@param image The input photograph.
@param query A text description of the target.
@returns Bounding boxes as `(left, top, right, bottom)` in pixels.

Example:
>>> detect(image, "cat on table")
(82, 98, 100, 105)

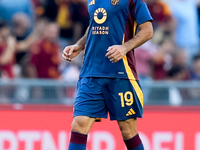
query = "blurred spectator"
(68, 0, 89, 68)
(12, 13, 31, 40)
(166, 0, 200, 63)
(146, 0, 175, 44)
(146, 0, 172, 28)
(135, 39, 176, 80)
(135, 40, 157, 103)
(0, 21, 16, 79)
(27, 21, 63, 103)
(167, 65, 187, 81)
(12, 18, 47, 78)
(61, 62, 80, 82)
(34, 0, 58, 21)
(31, 0, 39, 7)
(151, 39, 175, 80)
(148, 64, 186, 105)
(56, 0, 89, 48)
(170, 48, 190, 79)
(166, 65, 185, 105)
(171, 48, 188, 67)
(11, 13, 36, 77)
(15, 17, 47, 52)
(187, 54, 200, 100)
(135, 40, 157, 81)
(197, 0, 200, 36)
(135, 39, 176, 103)
(69, 0, 89, 42)
(190, 54, 200, 80)
(0, 0, 35, 27)
(28, 21, 61, 79)
(167, 65, 189, 105)
(12, 13, 32, 77)
(57, 0, 73, 47)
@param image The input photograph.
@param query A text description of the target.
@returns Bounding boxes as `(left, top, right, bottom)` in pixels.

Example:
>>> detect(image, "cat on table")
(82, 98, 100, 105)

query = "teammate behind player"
(63, 0, 153, 150)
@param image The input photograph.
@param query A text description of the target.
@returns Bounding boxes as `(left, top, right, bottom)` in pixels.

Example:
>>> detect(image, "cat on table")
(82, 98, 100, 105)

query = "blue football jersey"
(79, 0, 153, 80)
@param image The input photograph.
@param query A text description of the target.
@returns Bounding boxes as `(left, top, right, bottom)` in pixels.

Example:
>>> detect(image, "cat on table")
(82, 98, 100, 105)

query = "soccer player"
(62, 0, 153, 150)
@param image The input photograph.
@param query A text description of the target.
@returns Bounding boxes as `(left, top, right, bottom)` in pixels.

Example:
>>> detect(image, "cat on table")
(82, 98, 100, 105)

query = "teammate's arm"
(62, 27, 89, 62)
(106, 21, 153, 63)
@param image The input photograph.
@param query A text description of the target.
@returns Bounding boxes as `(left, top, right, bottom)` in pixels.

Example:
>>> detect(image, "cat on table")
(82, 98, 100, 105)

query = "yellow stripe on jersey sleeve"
(122, 34, 144, 107)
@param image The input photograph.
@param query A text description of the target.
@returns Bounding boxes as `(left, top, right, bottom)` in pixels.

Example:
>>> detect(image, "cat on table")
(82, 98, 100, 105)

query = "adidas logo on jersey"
(126, 108, 136, 116)
(89, 0, 95, 5)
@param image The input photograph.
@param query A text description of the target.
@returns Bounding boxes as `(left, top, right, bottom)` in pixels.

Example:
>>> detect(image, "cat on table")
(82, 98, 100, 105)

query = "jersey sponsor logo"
(92, 26, 109, 35)
(111, 0, 120, 6)
(126, 108, 136, 116)
(92, 8, 109, 35)
(94, 8, 107, 24)
(89, 0, 95, 6)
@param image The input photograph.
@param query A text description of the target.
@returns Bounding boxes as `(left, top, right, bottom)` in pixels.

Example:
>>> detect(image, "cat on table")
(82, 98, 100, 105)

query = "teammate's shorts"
(73, 77, 143, 121)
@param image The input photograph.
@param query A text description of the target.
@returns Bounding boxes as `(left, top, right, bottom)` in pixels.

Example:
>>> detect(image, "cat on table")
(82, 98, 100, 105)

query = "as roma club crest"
(111, 0, 120, 6)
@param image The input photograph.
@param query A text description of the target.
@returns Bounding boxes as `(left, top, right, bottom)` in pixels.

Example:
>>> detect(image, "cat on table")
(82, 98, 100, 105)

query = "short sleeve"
(132, 0, 153, 25)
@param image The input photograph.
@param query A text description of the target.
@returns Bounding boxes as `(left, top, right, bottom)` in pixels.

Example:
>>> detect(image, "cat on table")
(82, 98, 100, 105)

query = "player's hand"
(62, 44, 82, 62)
(105, 45, 128, 63)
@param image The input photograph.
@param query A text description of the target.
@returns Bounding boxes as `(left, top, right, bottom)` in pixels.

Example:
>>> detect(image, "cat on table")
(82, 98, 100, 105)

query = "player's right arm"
(62, 27, 88, 62)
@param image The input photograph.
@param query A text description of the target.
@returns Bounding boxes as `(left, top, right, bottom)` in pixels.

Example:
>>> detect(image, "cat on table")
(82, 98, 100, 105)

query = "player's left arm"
(105, 21, 153, 63)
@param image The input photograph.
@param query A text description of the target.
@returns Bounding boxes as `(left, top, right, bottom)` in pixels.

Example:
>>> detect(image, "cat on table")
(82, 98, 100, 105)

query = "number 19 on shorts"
(118, 91, 134, 107)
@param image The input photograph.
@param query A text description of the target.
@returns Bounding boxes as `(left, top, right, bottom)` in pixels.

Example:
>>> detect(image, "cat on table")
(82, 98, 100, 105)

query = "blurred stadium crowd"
(0, 0, 200, 83)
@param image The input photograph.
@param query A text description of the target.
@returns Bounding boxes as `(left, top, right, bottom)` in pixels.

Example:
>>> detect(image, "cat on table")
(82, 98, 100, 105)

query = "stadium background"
(0, 0, 200, 150)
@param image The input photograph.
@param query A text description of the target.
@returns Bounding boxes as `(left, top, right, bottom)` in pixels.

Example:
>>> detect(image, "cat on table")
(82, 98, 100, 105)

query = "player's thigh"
(71, 116, 96, 134)
(117, 118, 137, 140)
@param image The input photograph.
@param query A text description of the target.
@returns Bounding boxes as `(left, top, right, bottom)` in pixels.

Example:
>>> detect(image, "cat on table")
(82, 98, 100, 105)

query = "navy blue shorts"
(73, 77, 143, 121)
